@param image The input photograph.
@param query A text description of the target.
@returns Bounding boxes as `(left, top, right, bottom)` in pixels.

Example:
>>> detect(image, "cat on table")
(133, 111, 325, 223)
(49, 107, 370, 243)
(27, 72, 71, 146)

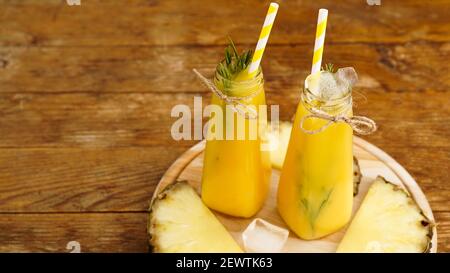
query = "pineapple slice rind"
(353, 156, 362, 196)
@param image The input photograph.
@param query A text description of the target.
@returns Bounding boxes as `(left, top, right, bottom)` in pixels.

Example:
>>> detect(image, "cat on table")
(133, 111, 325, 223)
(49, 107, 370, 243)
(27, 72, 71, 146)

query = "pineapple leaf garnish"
(216, 37, 253, 87)
(322, 63, 336, 73)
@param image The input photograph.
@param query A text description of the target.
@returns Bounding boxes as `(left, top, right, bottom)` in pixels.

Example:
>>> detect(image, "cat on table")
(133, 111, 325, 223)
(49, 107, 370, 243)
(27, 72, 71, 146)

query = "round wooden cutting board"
(154, 136, 437, 253)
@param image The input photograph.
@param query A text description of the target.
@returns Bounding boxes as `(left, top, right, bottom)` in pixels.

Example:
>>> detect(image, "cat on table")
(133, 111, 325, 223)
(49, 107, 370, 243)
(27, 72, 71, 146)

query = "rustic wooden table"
(0, 0, 448, 253)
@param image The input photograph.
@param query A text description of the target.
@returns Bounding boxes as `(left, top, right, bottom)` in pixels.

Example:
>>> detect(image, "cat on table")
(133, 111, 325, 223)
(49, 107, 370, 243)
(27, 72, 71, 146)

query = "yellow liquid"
(201, 73, 271, 218)
(277, 100, 353, 239)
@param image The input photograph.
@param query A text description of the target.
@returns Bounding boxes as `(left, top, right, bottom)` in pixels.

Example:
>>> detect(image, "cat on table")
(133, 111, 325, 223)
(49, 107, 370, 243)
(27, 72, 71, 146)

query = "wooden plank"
(0, 212, 149, 253)
(0, 91, 448, 213)
(0, 147, 187, 212)
(0, 211, 448, 252)
(1, 0, 450, 47)
(1, 43, 449, 93)
(0, 93, 201, 148)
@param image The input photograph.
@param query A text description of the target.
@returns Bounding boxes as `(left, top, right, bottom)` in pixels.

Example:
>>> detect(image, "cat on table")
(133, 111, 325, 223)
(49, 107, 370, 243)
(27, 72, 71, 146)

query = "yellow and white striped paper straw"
(248, 2, 279, 77)
(311, 9, 328, 74)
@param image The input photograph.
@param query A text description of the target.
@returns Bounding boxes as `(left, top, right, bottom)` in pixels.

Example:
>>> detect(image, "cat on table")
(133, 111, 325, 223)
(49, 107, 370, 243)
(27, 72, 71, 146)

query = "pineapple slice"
(337, 176, 433, 253)
(148, 181, 242, 253)
(268, 121, 292, 169)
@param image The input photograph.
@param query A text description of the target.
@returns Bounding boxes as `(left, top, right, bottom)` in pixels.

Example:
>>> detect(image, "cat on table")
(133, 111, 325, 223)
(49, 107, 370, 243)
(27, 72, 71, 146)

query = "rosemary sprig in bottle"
(216, 37, 253, 92)
(322, 63, 336, 73)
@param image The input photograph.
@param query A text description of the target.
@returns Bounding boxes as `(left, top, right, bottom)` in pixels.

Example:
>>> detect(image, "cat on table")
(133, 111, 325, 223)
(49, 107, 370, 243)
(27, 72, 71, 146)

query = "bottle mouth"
(302, 73, 353, 115)
(213, 65, 264, 98)
(303, 86, 352, 107)
(303, 71, 352, 108)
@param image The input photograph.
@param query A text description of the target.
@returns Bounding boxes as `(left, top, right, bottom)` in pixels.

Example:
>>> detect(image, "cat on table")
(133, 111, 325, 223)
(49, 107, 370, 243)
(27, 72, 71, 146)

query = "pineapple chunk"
(337, 176, 433, 253)
(148, 181, 242, 253)
(267, 121, 293, 169)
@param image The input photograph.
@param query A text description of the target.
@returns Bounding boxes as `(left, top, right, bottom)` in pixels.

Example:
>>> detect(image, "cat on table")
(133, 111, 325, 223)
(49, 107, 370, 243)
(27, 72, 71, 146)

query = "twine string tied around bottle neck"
(193, 69, 260, 119)
(300, 105, 377, 135)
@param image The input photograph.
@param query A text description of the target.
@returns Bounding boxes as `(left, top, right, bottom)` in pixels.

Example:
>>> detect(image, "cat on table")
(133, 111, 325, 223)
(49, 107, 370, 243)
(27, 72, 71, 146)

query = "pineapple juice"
(201, 68, 271, 218)
(277, 71, 353, 239)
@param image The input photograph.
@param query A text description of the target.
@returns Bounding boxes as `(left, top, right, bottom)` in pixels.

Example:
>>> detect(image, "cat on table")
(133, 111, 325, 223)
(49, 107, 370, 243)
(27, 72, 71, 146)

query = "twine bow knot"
(300, 106, 377, 135)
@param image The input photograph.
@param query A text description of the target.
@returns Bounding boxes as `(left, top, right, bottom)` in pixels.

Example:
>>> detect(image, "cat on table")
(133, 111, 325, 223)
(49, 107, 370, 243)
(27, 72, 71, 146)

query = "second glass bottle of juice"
(201, 66, 271, 218)
(277, 70, 354, 240)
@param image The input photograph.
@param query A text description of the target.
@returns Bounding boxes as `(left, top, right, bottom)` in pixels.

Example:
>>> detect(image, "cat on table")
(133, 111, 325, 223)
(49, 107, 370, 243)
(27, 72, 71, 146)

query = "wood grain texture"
(436, 212, 450, 252)
(0, 0, 449, 252)
(0, 213, 149, 253)
(0, 93, 200, 147)
(0, 147, 187, 212)
(0, 43, 449, 93)
(1, 0, 450, 47)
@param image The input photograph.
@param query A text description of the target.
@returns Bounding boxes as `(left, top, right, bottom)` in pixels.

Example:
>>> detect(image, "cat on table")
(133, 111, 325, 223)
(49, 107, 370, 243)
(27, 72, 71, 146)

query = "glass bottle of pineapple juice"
(201, 67, 271, 218)
(277, 72, 353, 239)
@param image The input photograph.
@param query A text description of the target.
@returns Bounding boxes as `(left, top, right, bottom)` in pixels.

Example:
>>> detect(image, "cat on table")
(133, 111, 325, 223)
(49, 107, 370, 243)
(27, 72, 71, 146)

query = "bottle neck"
(213, 67, 264, 98)
(301, 86, 352, 116)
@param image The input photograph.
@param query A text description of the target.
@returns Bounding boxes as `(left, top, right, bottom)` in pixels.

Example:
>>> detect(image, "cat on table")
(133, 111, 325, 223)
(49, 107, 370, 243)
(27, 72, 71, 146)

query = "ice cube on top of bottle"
(242, 218, 289, 253)
(336, 67, 358, 87)
(305, 67, 358, 101)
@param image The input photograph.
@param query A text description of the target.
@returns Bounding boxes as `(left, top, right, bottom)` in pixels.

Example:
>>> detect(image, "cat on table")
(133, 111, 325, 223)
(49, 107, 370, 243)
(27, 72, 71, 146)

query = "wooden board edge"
(151, 141, 205, 202)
